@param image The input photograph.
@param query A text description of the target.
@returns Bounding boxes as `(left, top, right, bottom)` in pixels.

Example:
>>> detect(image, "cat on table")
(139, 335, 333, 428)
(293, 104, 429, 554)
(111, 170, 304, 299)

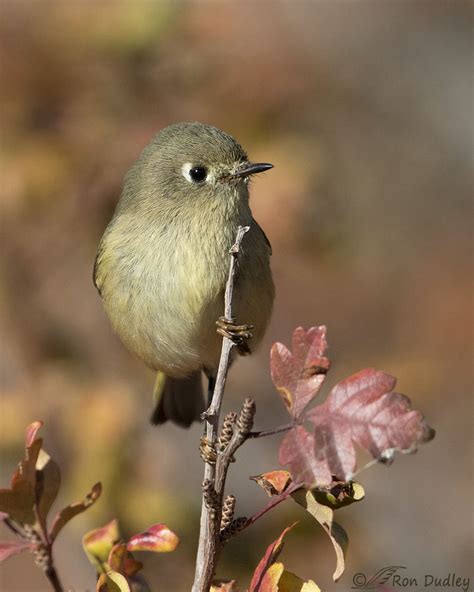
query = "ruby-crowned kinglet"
(94, 122, 274, 427)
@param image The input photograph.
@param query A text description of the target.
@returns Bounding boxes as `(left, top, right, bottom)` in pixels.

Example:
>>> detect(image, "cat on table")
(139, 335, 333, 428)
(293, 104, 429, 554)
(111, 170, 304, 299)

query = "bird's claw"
(199, 436, 217, 465)
(216, 316, 253, 353)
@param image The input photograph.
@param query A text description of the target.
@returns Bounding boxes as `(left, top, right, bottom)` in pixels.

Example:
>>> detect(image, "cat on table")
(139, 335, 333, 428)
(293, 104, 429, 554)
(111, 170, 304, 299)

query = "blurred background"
(1, 1, 472, 590)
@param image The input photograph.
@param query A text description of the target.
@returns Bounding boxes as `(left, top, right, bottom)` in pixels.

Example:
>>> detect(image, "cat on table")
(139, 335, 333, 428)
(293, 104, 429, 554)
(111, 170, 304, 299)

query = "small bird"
(94, 122, 274, 427)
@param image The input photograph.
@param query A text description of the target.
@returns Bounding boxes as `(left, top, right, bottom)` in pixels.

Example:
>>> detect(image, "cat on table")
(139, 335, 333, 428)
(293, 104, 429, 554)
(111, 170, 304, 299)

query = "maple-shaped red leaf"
(279, 426, 331, 489)
(126, 524, 179, 553)
(271, 327, 330, 419)
(279, 367, 434, 487)
(306, 368, 435, 483)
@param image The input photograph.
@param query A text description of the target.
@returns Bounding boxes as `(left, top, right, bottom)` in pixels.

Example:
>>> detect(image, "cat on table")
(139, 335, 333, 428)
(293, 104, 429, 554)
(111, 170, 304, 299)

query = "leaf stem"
(248, 422, 295, 439)
(240, 482, 302, 534)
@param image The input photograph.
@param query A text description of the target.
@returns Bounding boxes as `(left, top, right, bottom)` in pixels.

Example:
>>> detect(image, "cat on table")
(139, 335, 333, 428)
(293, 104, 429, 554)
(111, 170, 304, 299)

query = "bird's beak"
(232, 162, 274, 179)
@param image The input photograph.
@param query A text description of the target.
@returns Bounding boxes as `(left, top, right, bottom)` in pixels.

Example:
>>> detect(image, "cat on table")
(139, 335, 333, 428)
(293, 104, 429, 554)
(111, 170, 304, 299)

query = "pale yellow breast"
(96, 198, 273, 377)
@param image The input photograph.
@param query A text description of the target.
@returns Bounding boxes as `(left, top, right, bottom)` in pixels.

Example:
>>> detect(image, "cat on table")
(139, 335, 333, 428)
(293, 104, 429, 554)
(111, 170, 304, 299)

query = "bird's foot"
(216, 316, 253, 354)
(199, 436, 218, 465)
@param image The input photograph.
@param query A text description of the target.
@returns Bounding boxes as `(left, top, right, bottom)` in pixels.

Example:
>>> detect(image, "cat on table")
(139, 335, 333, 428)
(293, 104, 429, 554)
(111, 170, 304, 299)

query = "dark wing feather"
(254, 220, 272, 255)
(92, 244, 104, 295)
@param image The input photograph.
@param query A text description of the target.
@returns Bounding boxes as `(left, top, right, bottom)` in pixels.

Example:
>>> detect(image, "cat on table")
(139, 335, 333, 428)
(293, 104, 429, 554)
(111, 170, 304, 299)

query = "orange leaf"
(250, 471, 292, 497)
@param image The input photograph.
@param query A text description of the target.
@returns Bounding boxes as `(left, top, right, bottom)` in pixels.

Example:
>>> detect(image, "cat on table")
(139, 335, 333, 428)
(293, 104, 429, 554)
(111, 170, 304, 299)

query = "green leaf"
(83, 519, 120, 571)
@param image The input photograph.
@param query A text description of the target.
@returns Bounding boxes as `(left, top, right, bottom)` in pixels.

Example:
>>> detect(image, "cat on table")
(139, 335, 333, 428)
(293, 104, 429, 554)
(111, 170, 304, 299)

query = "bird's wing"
(92, 243, 104, 295)
(254, 220, 272, 255)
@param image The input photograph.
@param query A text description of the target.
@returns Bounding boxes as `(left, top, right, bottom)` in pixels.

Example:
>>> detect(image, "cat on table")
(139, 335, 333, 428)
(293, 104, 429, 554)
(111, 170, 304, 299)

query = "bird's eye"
(189, 166, 207, 183)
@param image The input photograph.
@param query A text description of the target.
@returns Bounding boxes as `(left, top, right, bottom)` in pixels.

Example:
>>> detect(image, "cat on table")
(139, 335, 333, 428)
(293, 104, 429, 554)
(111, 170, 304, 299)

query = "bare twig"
(192, 225, 250, 592)
(248, 422, 295, 439)
(215, 398, 256, 495)
(33, 498, 65, 592)
(3, 517, 27, 538)
(203, 225, 251, 423)
(237, 481, 302, 536)
(43, 565, 64, 592)
(4, 520, 65, 592)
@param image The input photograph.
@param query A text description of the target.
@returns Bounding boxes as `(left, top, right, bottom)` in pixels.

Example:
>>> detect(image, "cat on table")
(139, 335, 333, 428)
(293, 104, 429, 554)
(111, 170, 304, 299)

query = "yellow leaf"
(278, 571, 321, 592)
(96, 571, 131, 592)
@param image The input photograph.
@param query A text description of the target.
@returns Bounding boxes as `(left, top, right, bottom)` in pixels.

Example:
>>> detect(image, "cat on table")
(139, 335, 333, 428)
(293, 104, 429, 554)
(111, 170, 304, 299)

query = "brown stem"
(44, 561, 65, 592)
(192, 226, 250, 592)
(3, 517, 26, 538)
(215, 399, 255, 490)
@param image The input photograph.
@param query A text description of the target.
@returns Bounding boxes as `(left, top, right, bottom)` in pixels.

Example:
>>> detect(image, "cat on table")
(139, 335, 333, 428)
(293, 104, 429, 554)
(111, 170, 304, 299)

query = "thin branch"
(3, 517, 27, 538)
(204, 225, 250, 422)
(192, 225, 250, 592)
(238, 481, 302, 536)
(44, 562, 65, 592)
(248, 422, 295, 439)
(215, 398, 255, 495)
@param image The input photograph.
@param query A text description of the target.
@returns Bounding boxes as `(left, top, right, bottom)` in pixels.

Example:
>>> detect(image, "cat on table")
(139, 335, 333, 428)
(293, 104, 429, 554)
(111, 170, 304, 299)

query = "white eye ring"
(182, 163, 208, 183)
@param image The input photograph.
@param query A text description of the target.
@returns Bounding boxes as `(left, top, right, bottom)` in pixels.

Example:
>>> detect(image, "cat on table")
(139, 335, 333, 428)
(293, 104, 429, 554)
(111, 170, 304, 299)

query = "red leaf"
(271, 327, 330, 419)
(35, 449, 61, 535)
(249, 523, 297, 592)
(279, 426, 331, 489)
(0, 540, 33, 562)
(0, 421, 61, 528)
(258, 563, 284, 591)
(25, 421, 43, 448)
(305, 368, 435, 484)
(126, 524, 179, 553)
(0, 438, 42, 524)
(50, 482, 102, 542)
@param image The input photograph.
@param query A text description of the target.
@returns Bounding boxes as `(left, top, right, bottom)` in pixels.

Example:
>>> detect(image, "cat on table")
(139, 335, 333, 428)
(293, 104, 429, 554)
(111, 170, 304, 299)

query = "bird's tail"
(150, 371, 205, 428)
